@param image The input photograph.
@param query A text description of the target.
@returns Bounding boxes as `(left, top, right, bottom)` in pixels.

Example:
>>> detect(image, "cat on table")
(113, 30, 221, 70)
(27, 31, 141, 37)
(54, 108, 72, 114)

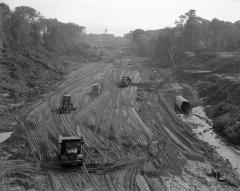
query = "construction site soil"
(0, 54, 240, 190)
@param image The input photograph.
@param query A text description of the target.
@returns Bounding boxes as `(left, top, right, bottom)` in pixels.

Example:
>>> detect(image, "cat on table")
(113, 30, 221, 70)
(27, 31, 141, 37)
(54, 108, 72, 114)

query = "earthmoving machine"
(59, 95, 76, 114)
(119, 76, 131, 87)
(58, 135, 85, 166)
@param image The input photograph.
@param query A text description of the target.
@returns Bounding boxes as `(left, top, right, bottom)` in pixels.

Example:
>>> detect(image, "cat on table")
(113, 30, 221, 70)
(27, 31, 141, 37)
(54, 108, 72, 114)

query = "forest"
(126, 9, 240, 66)
(0, 3, 86, 53)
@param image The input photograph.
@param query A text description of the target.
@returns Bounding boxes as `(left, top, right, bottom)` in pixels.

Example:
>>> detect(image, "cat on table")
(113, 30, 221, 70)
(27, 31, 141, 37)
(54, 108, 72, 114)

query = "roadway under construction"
(12, 57, 240, 190)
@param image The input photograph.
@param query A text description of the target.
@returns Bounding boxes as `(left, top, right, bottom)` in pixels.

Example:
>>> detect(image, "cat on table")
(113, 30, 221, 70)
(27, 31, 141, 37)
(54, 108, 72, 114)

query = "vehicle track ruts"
(82, 162, 101, 191)
(23, 64, 109, 162)
(19, 58, 240, 191)
(156, 95, 202, 154)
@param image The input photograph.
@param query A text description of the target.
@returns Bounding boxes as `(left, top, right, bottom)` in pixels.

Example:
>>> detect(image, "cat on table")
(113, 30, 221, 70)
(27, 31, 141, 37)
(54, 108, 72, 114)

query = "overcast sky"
(2, 0, 240, 36)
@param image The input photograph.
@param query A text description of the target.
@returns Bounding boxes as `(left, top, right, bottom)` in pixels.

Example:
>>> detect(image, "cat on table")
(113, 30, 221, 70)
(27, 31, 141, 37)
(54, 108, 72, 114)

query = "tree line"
(125, 9, 240, 66)
(174, 9, 240, 51)
(0, 3, 85, 53)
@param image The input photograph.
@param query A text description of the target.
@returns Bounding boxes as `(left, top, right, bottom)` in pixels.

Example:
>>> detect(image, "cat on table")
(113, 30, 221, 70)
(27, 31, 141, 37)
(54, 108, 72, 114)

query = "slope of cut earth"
(0, 48, 99, 116)
(2, 57, 240, 190)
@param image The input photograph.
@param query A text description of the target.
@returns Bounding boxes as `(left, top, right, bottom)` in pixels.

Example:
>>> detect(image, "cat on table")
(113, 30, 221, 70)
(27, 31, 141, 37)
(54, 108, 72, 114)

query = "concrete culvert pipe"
(175, 96, 192, 114)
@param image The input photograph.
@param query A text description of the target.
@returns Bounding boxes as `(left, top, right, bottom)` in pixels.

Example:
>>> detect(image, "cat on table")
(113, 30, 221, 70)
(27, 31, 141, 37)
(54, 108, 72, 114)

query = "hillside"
(172, 51, 240, 146)
(0, 3, 100, 115)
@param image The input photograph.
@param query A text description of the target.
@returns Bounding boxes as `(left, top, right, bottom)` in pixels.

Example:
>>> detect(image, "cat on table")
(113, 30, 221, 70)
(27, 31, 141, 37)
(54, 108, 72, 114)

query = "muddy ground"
(0, 53, 240, 190)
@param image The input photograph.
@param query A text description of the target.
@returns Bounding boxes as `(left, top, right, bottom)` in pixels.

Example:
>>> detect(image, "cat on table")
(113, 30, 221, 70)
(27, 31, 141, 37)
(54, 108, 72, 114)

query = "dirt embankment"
(174, 51, 240, 147)
(0, 48, 99, 116)
(0, 48, 102, 190)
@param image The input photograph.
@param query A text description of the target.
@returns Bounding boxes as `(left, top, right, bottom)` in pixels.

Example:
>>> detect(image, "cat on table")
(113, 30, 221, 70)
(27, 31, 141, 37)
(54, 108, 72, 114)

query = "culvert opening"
(181, 101, 192, 114)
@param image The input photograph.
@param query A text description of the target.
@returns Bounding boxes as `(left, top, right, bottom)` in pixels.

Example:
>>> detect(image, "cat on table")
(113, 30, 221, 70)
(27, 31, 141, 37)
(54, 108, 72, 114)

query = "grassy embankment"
(175, 51, 240, 146)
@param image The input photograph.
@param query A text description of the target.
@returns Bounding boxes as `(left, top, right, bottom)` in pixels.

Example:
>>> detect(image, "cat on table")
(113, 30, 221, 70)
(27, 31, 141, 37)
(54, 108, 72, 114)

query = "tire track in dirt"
(23, 63, 106, 163)
(19, 58, 238, 190)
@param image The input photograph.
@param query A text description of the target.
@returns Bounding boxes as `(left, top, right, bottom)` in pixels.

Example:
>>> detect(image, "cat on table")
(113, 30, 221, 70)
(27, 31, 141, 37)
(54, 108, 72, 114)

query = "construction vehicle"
(119, 76, 131, 87)
(59, 95, 76, 114)
(58, 135, 85, 166)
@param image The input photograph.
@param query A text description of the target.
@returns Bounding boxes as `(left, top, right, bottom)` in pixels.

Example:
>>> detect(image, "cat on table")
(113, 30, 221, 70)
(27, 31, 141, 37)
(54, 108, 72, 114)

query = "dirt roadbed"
(0, 58, 239, 191)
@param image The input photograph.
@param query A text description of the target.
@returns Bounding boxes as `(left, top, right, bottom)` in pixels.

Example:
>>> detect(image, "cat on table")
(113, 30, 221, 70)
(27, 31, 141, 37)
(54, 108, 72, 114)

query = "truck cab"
(119, 76, 131, 87)
(58, 135, 85, 166)
(59, 95, 75, 114)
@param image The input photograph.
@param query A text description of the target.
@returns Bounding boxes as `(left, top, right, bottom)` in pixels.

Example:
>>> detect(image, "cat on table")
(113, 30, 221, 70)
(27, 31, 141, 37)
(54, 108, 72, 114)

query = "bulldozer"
(59, 95, 76, 114)
(119, 76, 131, 87)
(58, 135, 85, 166)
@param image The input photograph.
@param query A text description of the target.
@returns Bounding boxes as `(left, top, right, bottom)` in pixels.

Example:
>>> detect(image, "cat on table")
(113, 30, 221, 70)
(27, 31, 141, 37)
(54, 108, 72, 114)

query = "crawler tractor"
(58, 135, 85, 166)
(119, 76, 131, 87)
(59, 95, 76, 114)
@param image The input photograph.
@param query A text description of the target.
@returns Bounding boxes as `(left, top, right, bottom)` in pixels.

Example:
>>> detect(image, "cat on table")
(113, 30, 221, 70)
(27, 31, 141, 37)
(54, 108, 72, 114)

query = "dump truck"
(58, 135, 85, 166)
(59, 95, 75, 114)
(119, 76, 131, 87)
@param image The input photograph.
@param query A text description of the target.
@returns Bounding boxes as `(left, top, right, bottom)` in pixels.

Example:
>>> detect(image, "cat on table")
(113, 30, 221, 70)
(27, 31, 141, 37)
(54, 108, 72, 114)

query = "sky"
(2, 0, 240, 36)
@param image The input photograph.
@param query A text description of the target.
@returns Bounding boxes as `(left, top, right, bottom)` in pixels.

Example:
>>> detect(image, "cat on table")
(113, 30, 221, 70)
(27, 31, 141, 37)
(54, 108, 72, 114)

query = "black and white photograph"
(0, 0, 240, 190)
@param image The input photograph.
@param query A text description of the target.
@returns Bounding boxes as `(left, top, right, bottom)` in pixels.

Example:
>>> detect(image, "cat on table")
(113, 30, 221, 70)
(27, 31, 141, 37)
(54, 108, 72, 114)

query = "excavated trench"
(2, 58, 239, 190)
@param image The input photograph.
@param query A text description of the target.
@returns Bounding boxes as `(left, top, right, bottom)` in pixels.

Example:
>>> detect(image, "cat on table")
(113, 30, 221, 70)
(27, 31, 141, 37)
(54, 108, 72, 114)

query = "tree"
(183, 9, 200, 50)
(235, 21, 240, 48)
(0, 3, 87, 54)
(42, 19, 85, 52)
(128, 29, 150, 55)
(0, 3, 11, 47)
(210, 18, 223, 50)
(9, 6, 42, 48)
(153, 34, 172, 67)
